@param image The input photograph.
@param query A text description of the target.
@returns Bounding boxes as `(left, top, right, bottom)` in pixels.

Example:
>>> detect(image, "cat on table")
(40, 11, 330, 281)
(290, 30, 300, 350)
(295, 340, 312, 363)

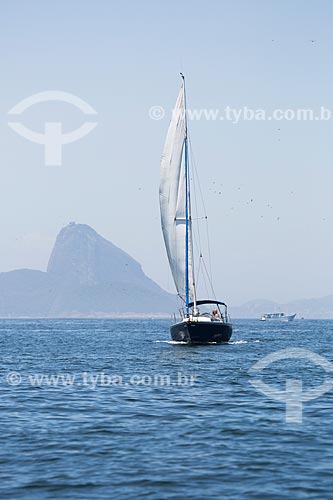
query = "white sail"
(159, 84, 195, 301)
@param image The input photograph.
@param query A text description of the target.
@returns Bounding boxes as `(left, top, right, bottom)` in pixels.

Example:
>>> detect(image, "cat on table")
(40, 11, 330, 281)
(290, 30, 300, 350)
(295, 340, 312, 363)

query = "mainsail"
(159, 83, 196, 303)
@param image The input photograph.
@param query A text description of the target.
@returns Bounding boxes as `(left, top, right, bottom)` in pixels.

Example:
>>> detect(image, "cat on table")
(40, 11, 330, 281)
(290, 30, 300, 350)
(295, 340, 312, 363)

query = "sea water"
(0, 319, 332, 499)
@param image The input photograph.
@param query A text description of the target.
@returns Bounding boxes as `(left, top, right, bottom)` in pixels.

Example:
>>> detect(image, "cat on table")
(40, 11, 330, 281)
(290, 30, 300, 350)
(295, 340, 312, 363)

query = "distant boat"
(159, 75, 232, 344)
(261, 313, 296, 322)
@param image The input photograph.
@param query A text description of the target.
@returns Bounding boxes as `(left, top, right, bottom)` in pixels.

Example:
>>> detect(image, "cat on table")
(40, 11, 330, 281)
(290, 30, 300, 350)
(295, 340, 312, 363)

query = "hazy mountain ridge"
(1, 223, 333, 318)
(0, 223, 176, 317)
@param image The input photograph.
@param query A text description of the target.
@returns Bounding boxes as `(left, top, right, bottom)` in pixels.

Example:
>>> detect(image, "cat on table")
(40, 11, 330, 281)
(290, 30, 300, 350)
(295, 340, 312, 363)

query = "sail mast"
(181, 73, 197, 313)
(159, 76, 197, 307)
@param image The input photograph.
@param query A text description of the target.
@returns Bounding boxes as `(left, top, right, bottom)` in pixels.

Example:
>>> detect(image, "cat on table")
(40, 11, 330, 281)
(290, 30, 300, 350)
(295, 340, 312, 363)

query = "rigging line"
(192, 239, 206, 298)
(189, 144, 203, 253)
(203, 260, 211, 299)
(196, 253, 202, 289)
(188, 143, 205, 298)
(188, 137, 208, 216)
(199, 254, 210, 299)
(205, 216, 214, 294)
(191, 222, 201, 290)
(190, 143, 214, 287)
(188, 137, 215, 296)
(190, 173, 207, 292)
(188, 144, 205, 278)
(201, 255, 218, 300)
(192, 221, 204, 294)
(190, 219, 202, 291)
(192, 223, 213, 300)
(190, 205, 215, 299)
(188, 138, 209, 245)
(192, 187, 203, 263)
(192, 229, 214, 299)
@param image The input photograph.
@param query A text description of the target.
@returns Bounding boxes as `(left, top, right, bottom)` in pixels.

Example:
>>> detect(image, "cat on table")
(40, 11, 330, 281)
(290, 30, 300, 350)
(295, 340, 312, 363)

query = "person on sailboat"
(212, 309, 220, 319)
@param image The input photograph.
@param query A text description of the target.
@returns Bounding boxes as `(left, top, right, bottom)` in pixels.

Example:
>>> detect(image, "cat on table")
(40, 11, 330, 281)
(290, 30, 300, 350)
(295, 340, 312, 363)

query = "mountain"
(2, 223, 333, 318)
(230, 296, 333, 319)
(0, 223, 176, 317)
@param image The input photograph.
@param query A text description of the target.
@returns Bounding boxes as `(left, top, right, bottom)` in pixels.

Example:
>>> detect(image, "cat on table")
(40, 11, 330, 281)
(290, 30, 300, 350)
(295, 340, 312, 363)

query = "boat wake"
(154, 340, 187, 344)
(154, 339, 261, 345)
(154, 340, 225, 345)
(228, 339, 261, 344)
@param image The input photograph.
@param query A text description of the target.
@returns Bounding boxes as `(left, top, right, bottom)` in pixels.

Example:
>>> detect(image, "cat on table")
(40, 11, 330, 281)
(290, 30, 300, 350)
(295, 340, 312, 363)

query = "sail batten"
(159, 84, 195, 302)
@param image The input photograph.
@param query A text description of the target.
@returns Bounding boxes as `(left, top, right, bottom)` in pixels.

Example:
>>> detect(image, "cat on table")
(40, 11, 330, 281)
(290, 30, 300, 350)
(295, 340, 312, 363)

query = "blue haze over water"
(0, 319, 332, 499)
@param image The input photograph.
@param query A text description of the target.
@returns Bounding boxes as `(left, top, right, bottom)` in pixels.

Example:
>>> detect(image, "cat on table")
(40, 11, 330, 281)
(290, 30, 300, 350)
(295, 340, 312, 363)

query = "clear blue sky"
(1, 0, 333, 304)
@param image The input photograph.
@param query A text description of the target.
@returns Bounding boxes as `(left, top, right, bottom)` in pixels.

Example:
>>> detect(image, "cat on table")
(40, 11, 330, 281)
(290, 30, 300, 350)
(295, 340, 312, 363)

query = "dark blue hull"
(171, 321, 232, 344)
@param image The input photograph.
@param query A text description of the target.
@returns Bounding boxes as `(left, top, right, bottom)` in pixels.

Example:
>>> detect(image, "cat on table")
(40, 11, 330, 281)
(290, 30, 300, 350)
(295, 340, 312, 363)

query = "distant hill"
(2, 223, 333, 319)
(0, 223, 177, 317)
(230, 296, 333, 319)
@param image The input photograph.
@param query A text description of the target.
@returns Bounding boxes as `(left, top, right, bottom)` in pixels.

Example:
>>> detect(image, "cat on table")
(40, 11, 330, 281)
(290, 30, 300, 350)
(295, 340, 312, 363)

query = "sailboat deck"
(184, 315, 222, 323)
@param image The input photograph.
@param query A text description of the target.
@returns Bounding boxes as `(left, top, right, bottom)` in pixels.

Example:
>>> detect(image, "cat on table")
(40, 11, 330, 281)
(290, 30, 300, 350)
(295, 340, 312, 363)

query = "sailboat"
(159, 75, 233, 344)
